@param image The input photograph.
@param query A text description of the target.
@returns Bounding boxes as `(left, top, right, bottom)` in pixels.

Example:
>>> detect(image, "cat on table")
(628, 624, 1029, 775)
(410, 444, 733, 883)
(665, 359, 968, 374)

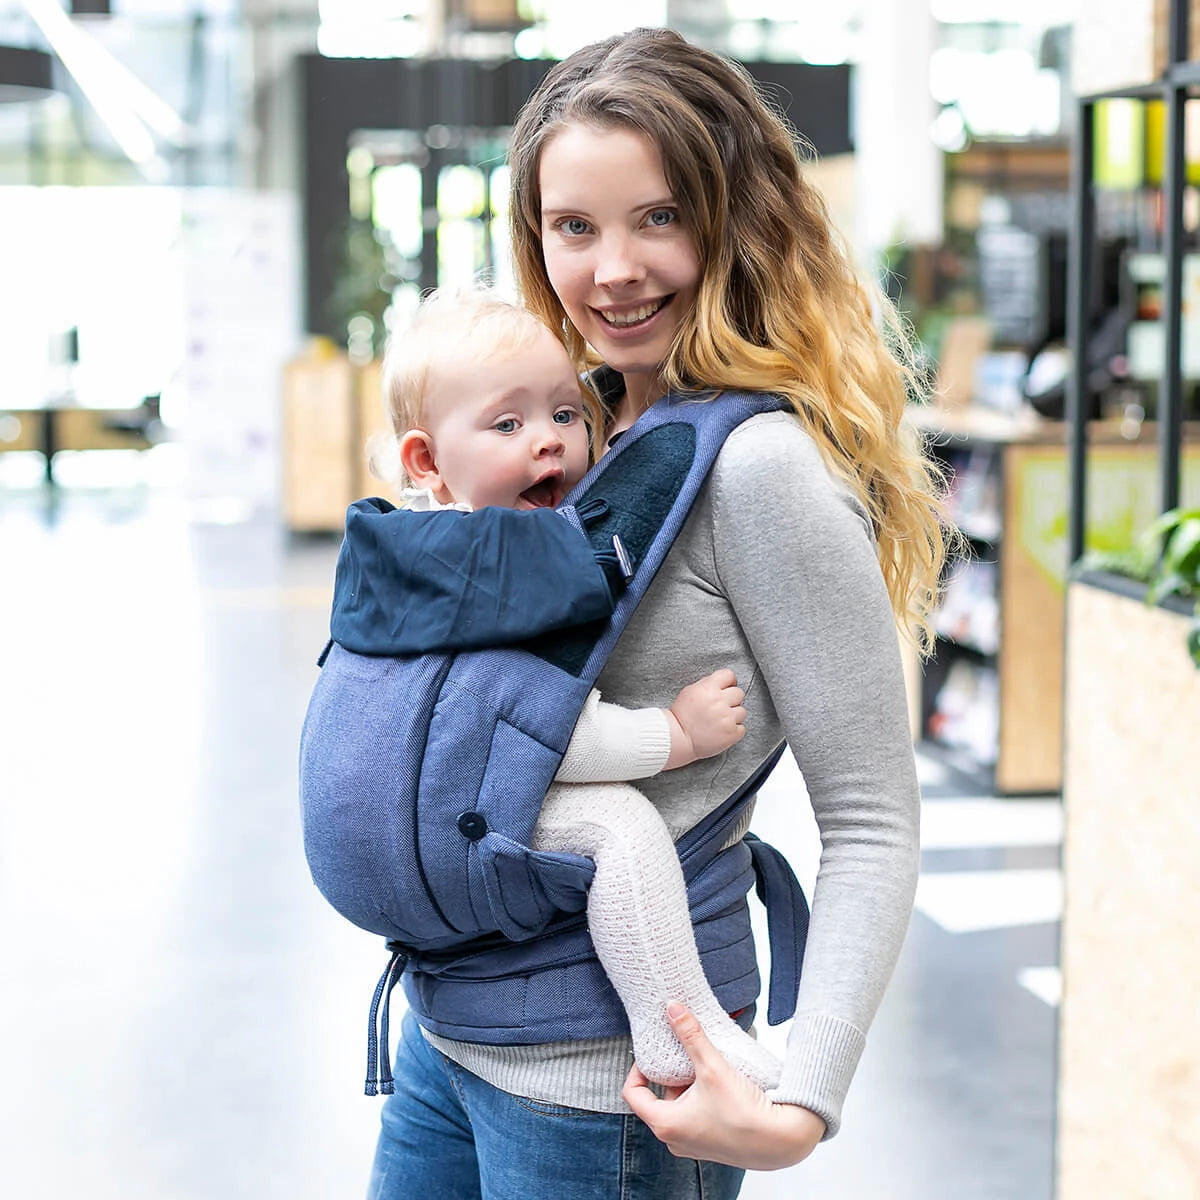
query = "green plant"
(1143, 507, 1200, 667)
(326, 217, 399, 354)
(1075, 541, 1157, 586)
(1076, 506, 1200, 667)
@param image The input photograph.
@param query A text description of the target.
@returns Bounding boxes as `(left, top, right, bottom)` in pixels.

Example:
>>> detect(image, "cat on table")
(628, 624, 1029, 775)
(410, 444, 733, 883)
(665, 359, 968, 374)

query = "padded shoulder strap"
(519, 391, 786, 681)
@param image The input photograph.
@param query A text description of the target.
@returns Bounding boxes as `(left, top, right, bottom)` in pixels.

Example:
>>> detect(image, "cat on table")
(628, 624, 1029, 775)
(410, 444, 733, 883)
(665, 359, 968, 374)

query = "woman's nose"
(594, 233, 644, 289)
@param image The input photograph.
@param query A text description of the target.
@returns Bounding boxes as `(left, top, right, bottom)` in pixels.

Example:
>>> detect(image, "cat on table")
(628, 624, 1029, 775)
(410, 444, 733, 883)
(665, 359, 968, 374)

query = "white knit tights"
(532, 782, 782, 1090)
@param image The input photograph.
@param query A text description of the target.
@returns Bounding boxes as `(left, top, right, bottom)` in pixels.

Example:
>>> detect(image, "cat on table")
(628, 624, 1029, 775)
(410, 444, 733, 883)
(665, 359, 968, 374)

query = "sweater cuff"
(768, 1013, 866, 1140)
(555, 698, 673, 784)
(617, 705, 672, 778)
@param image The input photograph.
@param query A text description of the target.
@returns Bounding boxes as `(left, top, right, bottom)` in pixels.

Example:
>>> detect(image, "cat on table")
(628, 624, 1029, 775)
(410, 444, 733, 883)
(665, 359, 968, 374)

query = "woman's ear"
(398, 429, 444, 494)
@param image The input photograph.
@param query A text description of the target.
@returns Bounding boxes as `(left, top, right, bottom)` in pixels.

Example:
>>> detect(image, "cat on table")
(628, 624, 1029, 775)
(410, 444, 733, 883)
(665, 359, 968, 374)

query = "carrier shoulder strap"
(513, 389, 788, 685)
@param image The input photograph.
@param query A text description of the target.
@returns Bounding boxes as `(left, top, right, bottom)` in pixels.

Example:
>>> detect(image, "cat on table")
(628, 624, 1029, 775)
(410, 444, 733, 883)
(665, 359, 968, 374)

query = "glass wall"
(0, 2, 1086, 506)
(0, 0, 317, 188)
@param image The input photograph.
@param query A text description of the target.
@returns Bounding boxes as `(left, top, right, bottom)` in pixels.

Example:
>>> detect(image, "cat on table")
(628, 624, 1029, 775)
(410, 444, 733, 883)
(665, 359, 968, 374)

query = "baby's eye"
(553, 409, 578, 426)
(493, 418, 518, 434)
(646, 208, 677, 228)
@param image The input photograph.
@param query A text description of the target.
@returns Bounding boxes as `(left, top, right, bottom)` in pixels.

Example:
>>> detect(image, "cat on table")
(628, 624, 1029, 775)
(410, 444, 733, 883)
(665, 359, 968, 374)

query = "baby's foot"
(706, 1015, 782, 1090)
(632, 1007, 782, 1091)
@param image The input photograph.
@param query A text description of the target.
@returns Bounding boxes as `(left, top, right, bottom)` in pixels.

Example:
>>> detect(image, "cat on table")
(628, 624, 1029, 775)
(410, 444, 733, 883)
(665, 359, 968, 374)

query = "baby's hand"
(664, 669, 747, 770)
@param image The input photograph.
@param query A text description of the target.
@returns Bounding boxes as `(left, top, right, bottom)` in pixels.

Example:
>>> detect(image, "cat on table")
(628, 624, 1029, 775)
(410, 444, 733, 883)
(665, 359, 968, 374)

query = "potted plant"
(1076, 506, 1200, 667)
(1143, 507, 1200, 666)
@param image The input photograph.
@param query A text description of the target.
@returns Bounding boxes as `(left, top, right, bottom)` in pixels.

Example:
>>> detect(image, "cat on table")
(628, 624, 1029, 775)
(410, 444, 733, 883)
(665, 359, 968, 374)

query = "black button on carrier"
(457, 811, 488, 840)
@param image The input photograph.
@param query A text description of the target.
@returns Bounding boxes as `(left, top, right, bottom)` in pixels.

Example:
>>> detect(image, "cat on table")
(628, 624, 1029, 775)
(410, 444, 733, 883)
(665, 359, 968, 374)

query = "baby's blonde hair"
(371, 287, 590, 487)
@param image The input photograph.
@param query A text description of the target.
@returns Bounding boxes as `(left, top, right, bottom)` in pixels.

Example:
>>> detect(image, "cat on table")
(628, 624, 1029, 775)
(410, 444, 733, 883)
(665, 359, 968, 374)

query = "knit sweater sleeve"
(710, 413, 921, 1139)
(554, 690, 672, 784)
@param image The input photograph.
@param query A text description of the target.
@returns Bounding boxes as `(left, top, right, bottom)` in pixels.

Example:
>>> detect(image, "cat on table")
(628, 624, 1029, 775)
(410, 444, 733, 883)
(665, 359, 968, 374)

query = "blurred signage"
(461, 0, 525, 27)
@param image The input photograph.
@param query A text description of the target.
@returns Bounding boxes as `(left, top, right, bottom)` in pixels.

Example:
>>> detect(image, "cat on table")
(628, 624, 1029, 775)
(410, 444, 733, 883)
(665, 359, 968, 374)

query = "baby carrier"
(299, 391, 811, 1093)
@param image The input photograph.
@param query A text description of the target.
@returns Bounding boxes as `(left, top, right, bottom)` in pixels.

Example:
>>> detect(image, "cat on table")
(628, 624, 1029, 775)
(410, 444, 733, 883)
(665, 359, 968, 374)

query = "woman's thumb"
(666, 1003, 717, 1072)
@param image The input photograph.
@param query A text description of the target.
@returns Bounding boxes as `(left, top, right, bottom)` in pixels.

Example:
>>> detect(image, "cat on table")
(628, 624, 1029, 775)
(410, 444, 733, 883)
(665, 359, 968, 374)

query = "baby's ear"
(398, 429, 442, 491)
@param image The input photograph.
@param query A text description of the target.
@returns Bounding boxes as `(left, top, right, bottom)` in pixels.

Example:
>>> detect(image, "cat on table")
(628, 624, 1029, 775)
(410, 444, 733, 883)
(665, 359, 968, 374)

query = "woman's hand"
(621, 1004, 826, 1170)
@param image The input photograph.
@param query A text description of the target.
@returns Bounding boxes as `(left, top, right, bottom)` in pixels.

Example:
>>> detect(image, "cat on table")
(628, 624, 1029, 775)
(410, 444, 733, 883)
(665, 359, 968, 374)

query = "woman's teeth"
(601, 299, 666, 326)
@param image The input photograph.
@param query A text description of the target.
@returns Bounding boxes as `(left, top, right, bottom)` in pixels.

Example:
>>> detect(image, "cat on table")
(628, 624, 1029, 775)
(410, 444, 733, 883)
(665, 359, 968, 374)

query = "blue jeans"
(367, 1012, 745, 1200)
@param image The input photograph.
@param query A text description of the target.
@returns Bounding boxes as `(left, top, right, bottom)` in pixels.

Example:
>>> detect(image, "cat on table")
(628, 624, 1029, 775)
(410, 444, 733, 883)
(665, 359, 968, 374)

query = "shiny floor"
(1, 484, 1060, 1200)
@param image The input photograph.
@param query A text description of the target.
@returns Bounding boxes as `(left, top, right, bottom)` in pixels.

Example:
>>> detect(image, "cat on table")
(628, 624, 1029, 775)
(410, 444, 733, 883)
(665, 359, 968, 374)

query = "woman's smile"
(596, 297, 671, 328)
(593, 295, 677, 338)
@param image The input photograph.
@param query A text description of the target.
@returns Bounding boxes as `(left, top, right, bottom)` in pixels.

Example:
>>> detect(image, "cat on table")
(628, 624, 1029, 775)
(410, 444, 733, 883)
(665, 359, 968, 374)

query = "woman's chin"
(588, 342, 670, 383)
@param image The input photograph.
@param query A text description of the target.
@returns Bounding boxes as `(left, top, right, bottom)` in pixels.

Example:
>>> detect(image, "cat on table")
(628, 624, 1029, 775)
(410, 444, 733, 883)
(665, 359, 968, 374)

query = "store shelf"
(923, 652, 999, 768)
(911, 404, 1200, 794)
(933, 634, 995, 665)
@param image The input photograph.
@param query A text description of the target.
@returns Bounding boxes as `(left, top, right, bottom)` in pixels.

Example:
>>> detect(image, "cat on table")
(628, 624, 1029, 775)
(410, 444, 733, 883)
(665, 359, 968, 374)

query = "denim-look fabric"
(331, 499, 619, 657)
(366, 1014, 745, 1200)
(301, 394, 805, 1061)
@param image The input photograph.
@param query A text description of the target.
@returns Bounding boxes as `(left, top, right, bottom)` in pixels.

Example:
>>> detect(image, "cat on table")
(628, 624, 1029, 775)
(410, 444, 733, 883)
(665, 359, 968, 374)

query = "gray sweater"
(426, 410, 921, 1137)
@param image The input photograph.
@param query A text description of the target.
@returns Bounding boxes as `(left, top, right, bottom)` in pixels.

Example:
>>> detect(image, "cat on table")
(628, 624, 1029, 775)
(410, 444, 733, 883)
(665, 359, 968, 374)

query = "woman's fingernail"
(666, 1002, 687, 1020)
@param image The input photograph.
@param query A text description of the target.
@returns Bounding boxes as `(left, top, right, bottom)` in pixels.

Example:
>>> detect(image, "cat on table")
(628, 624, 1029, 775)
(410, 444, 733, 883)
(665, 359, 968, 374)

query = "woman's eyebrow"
(542, 196, 676, 217)
(539, 197, 590, 215)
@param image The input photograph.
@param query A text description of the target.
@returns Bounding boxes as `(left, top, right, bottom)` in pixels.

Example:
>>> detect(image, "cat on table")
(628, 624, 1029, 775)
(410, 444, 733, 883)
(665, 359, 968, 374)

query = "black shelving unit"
(1068, 0, 1192, 561)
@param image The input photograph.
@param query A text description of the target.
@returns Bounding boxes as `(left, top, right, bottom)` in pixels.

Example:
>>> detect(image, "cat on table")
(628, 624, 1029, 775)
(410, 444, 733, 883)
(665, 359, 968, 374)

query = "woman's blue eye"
(647, 209, 676, 227)
(562, 217, 589, 236)
(494, 418, 518, 434)
(553, 409, 576, 425)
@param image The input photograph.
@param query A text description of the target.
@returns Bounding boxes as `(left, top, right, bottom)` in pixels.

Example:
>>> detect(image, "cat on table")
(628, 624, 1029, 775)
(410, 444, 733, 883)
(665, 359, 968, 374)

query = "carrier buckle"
(611, 534, 634, 582)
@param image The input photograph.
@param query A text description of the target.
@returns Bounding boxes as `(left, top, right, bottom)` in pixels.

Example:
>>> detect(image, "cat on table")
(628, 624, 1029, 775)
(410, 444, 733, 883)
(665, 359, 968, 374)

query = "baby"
(361, 287, 781, 1089)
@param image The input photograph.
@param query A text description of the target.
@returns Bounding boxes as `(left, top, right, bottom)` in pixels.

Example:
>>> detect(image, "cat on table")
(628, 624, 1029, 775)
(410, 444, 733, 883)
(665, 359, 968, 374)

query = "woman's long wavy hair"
(508, 28, 950, 649)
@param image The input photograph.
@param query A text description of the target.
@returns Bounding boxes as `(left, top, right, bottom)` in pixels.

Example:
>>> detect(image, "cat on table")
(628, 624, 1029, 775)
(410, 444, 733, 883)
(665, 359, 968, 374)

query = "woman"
(368, 27, 947, 1198)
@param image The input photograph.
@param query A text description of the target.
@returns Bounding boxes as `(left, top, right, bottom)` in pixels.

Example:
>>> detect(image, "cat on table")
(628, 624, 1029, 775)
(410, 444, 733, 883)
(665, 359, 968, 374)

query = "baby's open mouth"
(520, 477, 562, 507)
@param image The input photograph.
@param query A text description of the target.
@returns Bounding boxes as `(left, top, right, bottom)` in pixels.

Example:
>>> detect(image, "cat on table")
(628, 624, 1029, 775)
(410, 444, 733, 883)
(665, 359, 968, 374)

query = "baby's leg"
(532, 782, 781, 1090)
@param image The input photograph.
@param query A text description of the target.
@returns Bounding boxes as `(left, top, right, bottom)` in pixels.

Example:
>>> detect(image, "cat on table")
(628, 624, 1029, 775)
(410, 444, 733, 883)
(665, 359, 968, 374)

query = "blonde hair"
(372, 286, 596, 487)
(508, 28, 951, 649)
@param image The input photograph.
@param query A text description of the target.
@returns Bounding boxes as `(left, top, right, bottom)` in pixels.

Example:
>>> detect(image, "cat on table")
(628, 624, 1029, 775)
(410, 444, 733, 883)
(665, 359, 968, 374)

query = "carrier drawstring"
(573, 497, 635, 590)
(365, 940, 409, 1096)
(574, 496, 609, 524)
(575, 497, 635, 584)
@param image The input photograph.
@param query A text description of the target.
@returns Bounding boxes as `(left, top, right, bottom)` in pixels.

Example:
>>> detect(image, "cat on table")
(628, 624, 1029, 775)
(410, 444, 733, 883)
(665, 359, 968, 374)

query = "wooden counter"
(281, 354, 395, 532)
(1057, 576, 1200, 1198)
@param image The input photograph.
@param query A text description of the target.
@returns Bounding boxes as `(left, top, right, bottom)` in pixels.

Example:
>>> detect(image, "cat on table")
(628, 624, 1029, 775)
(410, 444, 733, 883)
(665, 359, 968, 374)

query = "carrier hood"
(329, 497, 618, 656)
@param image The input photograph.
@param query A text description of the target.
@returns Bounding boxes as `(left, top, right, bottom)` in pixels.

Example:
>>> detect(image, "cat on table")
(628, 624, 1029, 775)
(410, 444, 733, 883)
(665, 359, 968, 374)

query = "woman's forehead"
(538, 125, 671, 204)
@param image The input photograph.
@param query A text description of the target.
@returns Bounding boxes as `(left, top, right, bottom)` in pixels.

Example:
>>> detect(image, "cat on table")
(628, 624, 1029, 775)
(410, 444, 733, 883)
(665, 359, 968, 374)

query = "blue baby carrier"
(299, 391, 811, 1094)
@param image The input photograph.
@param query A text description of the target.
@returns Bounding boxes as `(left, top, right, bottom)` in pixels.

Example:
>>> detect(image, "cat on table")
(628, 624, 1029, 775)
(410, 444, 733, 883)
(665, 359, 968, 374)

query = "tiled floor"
(0, 488, 1060, 1199)
(742, 756, 1060, 1200)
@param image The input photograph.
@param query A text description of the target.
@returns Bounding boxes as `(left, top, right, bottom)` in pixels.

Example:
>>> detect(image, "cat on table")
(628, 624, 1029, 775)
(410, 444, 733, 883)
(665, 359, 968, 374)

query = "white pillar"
(245, 0, 319, 190)
(855, 0, 942, 260)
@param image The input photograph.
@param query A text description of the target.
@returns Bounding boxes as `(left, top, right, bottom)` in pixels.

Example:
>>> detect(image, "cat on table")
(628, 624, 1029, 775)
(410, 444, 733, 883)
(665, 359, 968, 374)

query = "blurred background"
(2, 3, 1198, 1198)
(0, 0, 1089, 515)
